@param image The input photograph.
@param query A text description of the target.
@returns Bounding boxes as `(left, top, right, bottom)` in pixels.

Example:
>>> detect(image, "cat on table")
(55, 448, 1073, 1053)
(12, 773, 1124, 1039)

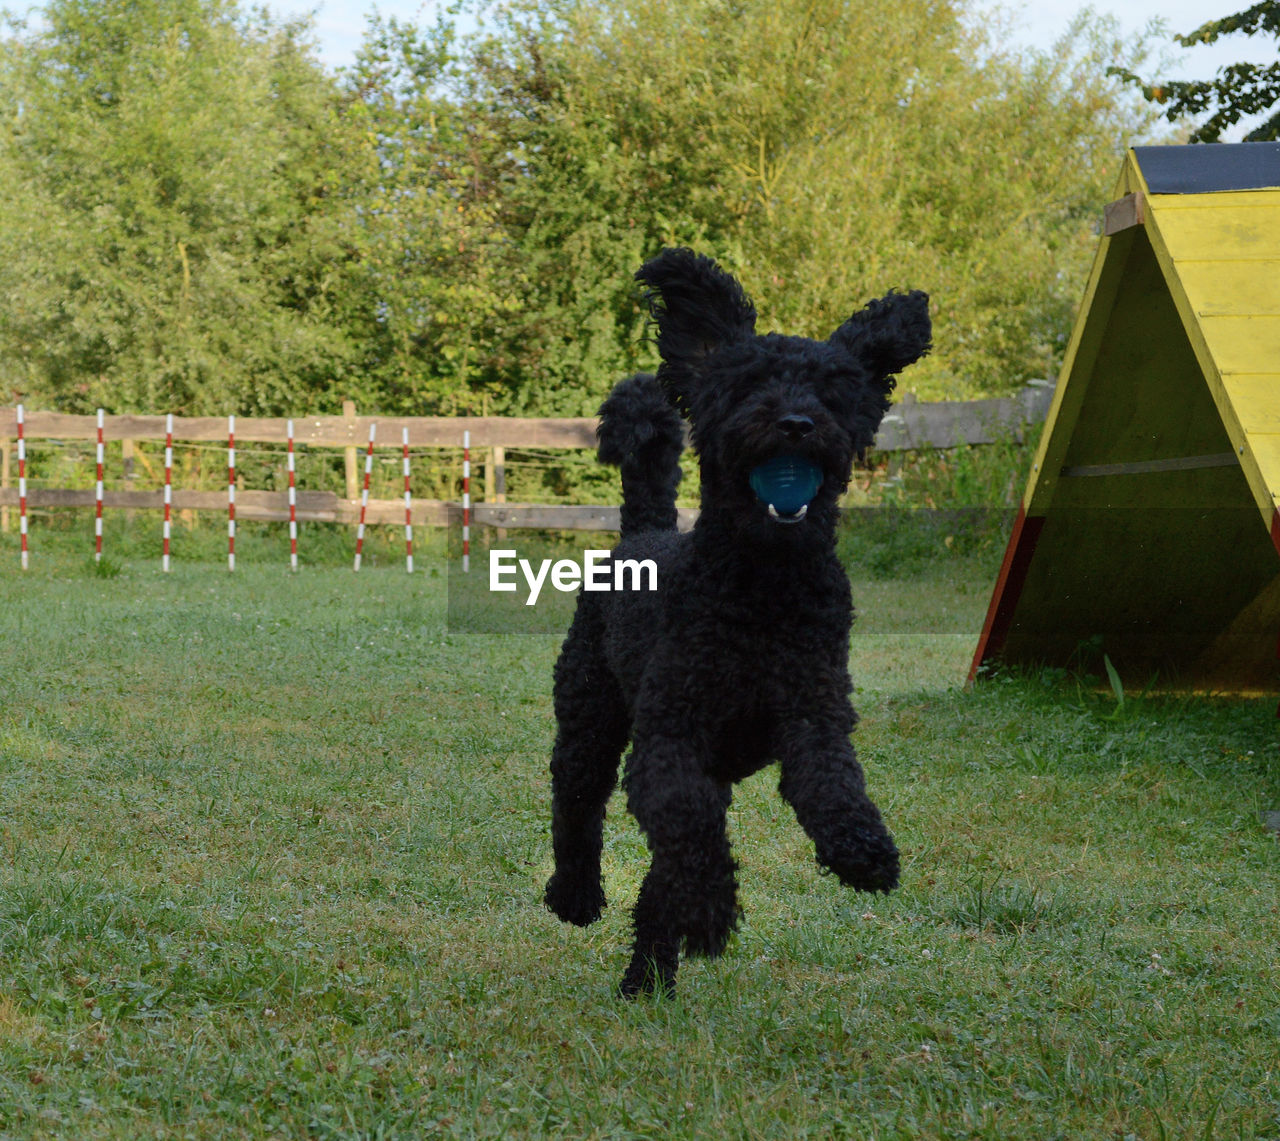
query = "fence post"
(888, 392, 916, 479)
(488, 444, 507, 541)
(488, 446, 506, 504)
(343, 399, 358, 501)
(1, 433, 9, 533)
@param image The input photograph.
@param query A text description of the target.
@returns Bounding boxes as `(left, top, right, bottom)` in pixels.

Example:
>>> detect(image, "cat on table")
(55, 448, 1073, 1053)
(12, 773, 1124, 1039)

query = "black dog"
(544, 248, 931, 996)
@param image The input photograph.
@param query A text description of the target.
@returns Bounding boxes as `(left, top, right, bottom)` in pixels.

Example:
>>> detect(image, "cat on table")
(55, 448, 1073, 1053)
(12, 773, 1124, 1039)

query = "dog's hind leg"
(620, 739, 738, 997)
(618, 866, 681, 998)
(776, 715, 900, 894)
(544, 603, 630, 928)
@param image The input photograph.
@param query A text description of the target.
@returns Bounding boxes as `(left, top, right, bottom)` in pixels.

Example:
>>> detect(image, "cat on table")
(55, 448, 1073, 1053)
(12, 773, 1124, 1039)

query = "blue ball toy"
(749, 456, 824, 517)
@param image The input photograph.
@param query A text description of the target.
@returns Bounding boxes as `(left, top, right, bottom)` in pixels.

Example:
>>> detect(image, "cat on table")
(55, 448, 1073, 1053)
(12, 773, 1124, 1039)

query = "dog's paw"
(618, 959, 677, 1000)
(544, 871, 606, 926)
(817, 831, 901, 894)
(828, 854, 900, 894)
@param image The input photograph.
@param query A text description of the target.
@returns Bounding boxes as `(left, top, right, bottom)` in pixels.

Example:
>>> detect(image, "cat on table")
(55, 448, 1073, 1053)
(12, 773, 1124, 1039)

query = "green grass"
(0, 527, 1277, 1140)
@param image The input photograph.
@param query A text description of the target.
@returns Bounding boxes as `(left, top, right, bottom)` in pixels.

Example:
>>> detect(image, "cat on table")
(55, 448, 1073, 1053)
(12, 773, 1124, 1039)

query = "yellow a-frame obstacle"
(971, 142, 1280, 691)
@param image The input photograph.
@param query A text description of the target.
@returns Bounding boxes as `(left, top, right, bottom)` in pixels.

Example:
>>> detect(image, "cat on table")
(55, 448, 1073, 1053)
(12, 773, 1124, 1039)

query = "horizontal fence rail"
(0, 384, 1053, 537)
(0, 385, 1054, 452)
(0, 410, 601, 449)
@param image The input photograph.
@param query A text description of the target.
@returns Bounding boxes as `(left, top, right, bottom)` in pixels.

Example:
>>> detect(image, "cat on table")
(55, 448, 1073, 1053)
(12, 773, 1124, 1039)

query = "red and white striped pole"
(162, 413, 173, 572)
(227, 415, 236, 572)
(402, 427, 413, 574)
(462, 429, 471, 574)
(94, 408, 105, 562)
(353, 423, 376, 571)
(17, 403, 27, 570)
(287, 418, 298, 572)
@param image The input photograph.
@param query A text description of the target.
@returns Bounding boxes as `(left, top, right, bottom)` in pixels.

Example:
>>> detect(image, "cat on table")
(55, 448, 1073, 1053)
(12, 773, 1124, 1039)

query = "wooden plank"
(0, 488, 451, 526)
(1175, 259, 1280, 316)
(1104, 192, 1145, 235)
(475, 504, 697, 531)
(1247, 434, 1280, 507)
(968, 505, 1046, 679)
(1197, 314, 1280, 375)
(475, 504, 620, 531)
(1222, 375, 1280, 433)
(1148, 197, 1280, 261)
(490, 445, 506, 503)
(0, 434, 8, 532)
(1147, 189, 1280, 211)
(466, 417, 599, 448)
(0, 390, 1055, 454)
(296, 415, 595, 449)
(0, 410, 601, 448)
(1060, 452, 1238, 479)
(342, 399, 358, 499)
(1023, 225, 1141, 513)
(876, 395, 1032, 450)
(0, 488, 696, 532)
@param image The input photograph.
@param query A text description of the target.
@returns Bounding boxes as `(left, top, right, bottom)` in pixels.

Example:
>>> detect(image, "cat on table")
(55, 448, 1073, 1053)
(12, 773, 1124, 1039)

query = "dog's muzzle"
(749, 456, 823, 524)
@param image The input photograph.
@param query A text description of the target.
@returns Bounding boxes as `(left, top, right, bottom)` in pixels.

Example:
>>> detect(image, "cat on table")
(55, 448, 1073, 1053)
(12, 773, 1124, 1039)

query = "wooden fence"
(0, 384, 1053, 533)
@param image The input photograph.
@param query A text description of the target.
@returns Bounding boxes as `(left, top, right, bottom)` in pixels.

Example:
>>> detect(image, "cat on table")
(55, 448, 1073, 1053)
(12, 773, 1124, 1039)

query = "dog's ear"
(635, 248, 757, 415)
(831, 290, 932, 390)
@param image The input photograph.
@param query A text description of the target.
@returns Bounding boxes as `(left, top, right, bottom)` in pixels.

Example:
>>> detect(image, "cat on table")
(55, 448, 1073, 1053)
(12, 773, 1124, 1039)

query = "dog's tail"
(597, 373, 684, 537)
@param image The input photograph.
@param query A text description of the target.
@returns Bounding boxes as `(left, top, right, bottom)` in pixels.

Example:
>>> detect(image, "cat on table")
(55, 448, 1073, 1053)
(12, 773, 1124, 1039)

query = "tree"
(0, 0, 1168, 417)
(1114, 1, 1280, 142)
(337, 15, 527, 416)
(453, 0, 1162, 407)
(0, 0, 367, 414)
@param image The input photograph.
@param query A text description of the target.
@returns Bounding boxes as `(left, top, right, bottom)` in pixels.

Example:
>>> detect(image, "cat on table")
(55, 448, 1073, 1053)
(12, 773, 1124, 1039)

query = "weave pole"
(227, 415, 236, 572)
(353, 423, 376, 571)
(402, 428, 414, 574)
(16, 403, 27, 570)
(287, 418, 298, 572)
(162, 414, 173, 572)
(462, 429, 471, 574)
(94, 408, 105, 562)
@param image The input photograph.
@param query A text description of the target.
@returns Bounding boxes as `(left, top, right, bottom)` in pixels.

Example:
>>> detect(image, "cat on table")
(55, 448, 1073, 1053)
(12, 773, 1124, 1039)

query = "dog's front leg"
(775, 715, 900, 894)
(619, 735, 739, 997)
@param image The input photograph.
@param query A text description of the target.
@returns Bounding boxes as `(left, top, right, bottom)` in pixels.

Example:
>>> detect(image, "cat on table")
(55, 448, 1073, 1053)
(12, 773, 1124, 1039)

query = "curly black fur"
(596, 373, 685, 537)
(545, 248, 931, 997)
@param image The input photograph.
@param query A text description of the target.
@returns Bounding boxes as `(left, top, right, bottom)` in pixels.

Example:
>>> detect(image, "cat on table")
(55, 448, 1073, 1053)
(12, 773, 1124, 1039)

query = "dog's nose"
(778, 414, 815, 441)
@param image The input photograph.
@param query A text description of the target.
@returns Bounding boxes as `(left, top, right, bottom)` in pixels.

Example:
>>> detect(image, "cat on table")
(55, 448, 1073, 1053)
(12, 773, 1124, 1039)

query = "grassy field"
(0, 525, 1277, 1140)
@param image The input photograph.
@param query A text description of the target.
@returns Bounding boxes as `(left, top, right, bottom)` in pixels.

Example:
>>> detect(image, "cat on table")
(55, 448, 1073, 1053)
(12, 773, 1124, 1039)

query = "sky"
(277, 0, 1275, 80)
(280, 0, 1274, 138)
(7, 0, 1276, 135)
